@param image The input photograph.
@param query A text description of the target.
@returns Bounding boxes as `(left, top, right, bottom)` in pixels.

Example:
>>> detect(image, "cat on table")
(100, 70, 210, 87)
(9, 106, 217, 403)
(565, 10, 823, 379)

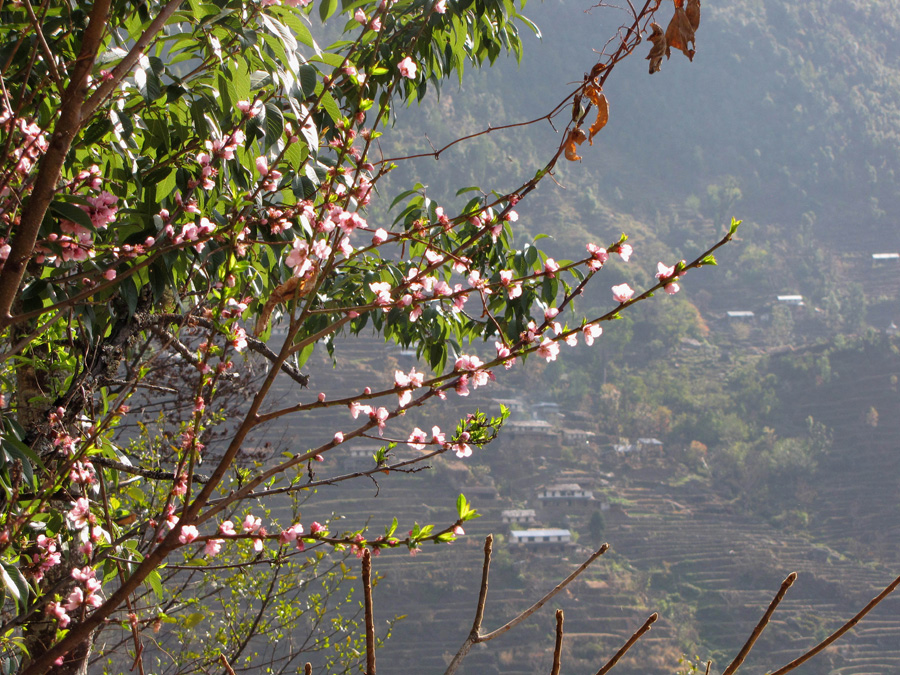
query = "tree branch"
(768, 572, 900, 675)
(594, 612, 657, 675)
(722, 572, 797, 675)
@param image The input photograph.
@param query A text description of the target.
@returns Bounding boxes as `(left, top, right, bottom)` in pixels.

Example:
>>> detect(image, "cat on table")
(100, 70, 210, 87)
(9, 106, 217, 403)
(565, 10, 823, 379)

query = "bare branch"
(362, 549, 376, 675)
(478, 543, 609, 642)
(722, 572, 797, 675)
(595, 612, 658, 675)
(443, 535, 493, 675)
(550, 609, 564, 675)
(769, 572, 900, 675)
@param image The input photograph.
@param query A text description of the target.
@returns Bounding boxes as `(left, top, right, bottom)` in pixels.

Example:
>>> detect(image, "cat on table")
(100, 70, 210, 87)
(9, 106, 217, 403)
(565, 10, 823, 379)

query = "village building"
(776, 295, 805, 306)
(538, 483, 595, 513)
(637, 437, 664, 453)
(872, 252, 900, 262)
(726, 310, 755, 319)
(502, 509, 538, 526)
(563, 428, 597, 445)
(509, 528, 572, 547)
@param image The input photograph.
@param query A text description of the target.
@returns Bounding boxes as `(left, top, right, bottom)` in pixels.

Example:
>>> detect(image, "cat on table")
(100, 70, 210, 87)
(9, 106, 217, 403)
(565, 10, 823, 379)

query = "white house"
(510, 529, 572, 546)
(776, 295, 805, 306)
(726, 310, 755, 319)
(502, 509, 537, 525)
(538, 483, 594, 502)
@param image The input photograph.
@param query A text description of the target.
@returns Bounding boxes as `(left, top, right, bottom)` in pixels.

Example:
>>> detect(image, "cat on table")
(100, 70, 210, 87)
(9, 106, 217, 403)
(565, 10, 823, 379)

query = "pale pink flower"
(434, 0, 447, 12)
(656, 261, 676, 279)
(103, 269, 116, 281)
(407, 427, 428, 450)
(612, 283, 634, 303)
(354, 8, 367, 24)
(333, 431, 344, 444)
(397, 57, 418, 79)
(618, 243, 633, 262)
(219, 521, 236, 536)
(452, 442, 472, 458)
(665, 282, 680, 295)
(372, 228, 388, 245)
(67, 498, 91, 529)
(255, 156, 269, 176)
(583, 323, 603, 345)
(544, 258, 560, 277)
(537, 338, 560, 362)
(178, 525, 199, 544)
(204, 539, 223, 557)
(243, 514, 262, 533)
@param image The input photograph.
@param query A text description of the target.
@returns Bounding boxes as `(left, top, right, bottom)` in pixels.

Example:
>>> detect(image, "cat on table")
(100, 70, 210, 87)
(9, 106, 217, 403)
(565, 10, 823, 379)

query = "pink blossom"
(664, 282, 680, 295)
(219, 521, 236, 536)
(612, 283, 634, 303)
(349, 401, 372, 419)
(434, 0, 447, 11)
(370, 406, 389, 435)
(452, 525, 465, 535)
(452, 442, 472, 458)
(204, 539, 223, 557)
(242, 514, 262, 533)
(617, 243, 633, 262)
(369, 281, 392, 306)
(230, 326, 248, 352)
(656, 261, 676, 279)
(370, 17, 382, 31)
(586, 243, 609, 270)
(407, 427, 428, 449)
(67, 498, 91, 530)
(354, 8, 367, 24)
(372, 228, 388, 245)
(46, 601, 71, 628)
(455, 374, 469, 396)
(309, 521, 326, 534)
(285, 240, 311, 276)
(544, 258, 560, 277)
(255, 156, 268, 176)
(583, 323, 603, 345)
(536, 338, 560, 362)
(280, 523, 304, 544)
(333, 431, 344, 444)
(103, 269, 116, 281)
(178, 525, 199, 544)
(397, 56, 418, 79)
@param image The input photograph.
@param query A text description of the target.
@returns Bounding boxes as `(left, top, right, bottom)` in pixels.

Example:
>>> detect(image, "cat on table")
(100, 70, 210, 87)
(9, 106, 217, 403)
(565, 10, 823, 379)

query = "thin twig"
(595, 613, 657, 675)
(722, 572, 797, 675)
(550, 609, 564, 675)
(362, 548, 376, 675)
(769, 572, 900, 675)
(443, 535, 493, 675)
(479, 543, 610, 642)
(218, 654, 237, 675)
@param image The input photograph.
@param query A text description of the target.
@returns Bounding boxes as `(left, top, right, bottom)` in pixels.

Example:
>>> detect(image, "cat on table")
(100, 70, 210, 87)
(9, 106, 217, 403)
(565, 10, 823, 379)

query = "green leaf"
(264, 102, 285, 148)
(318, 0, 338, 22)
(319, 91, 341, 124)
(0, 561, 29, 612)
(146, 569, 164, 601)
(298, 65, 318, 99)
(183, 612, 205, 629)
(728, 217, 742, 235)
(50, 201, 95, 231)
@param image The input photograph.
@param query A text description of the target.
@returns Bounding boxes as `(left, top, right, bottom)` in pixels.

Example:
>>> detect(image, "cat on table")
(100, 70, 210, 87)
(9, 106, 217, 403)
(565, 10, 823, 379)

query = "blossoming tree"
(0, 0, 743, 673)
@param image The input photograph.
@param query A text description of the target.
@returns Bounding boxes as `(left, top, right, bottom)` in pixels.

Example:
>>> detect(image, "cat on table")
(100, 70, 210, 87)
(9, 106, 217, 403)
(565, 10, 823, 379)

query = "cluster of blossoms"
(394, 367, 425, 406)
(1, 107, 48, 178)
(46, 566, 103, 628)
(25, 535, 62, 582)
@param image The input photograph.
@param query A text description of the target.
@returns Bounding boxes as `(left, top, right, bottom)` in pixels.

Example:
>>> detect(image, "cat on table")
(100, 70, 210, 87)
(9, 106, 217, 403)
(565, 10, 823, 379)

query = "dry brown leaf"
(589, 94, 609, 145)
(585, 83, 603, 107)
(686, 0, 700, 32)
(254, 267, 319, 336)
(564, 131, 582, 161)
(665, 6, 695, 61)
(673, 0, 684, 7)
(646, 22, 666, 74)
